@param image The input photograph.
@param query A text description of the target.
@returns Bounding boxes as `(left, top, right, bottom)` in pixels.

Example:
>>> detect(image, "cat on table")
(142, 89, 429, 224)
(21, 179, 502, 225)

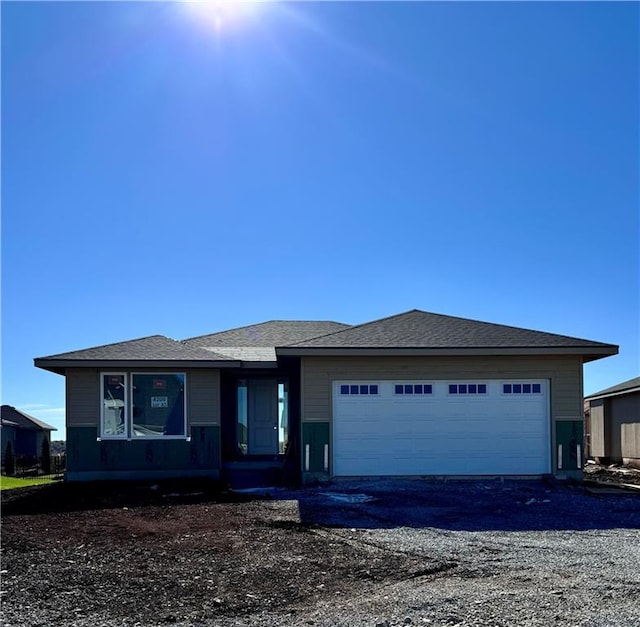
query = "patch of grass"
(0, 475, 59, 491)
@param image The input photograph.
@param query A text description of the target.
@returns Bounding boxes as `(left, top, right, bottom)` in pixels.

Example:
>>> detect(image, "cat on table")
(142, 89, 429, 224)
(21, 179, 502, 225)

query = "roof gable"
(284, 310, 617, 351)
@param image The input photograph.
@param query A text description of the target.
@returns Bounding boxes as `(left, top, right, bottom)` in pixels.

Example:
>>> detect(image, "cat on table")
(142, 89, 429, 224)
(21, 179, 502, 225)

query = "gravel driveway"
(2, 478, 639, 627)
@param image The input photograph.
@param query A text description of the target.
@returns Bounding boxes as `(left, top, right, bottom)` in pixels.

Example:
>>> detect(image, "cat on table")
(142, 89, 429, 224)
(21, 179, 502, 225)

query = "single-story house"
(34, 310, 618, 484)
(584, 376, 640, 466)
(1, 405, 57, 462)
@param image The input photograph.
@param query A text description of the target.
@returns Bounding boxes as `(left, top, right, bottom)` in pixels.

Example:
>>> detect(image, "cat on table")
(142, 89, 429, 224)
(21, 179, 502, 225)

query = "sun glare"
(183, 0, 260, 32)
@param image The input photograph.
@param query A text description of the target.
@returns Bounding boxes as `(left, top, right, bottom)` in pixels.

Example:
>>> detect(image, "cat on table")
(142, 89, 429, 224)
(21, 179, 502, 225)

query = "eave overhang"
(34, 358, 243, 375)
(585, 386, 640, 402)
(276, 346, 619, 362)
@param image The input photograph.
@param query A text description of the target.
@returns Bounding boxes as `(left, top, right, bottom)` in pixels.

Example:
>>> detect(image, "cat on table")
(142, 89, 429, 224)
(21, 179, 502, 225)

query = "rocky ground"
(2, 475, 639, 627)
(582, 462, 640, 487)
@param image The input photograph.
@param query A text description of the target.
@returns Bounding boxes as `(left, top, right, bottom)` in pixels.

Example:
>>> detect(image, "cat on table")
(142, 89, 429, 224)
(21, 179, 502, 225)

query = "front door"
(247, 379, 279, 455)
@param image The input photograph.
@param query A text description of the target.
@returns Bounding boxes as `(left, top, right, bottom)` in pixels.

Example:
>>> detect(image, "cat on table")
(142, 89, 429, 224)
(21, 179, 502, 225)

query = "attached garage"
(333, 380, 550, 476)
(37, 308, 617, 483)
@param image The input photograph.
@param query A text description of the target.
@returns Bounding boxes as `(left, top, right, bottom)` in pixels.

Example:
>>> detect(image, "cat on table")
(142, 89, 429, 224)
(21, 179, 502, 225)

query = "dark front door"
(247, 379, 279, 455)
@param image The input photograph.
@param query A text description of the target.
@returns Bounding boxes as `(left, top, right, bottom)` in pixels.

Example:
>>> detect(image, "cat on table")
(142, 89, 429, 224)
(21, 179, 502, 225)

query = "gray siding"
(301, 355, 583, 422)
(301, 355, 584, 476)
(188, 370, 220, 426)
(621, 423, 640, 460)
(611, 393, 640, 460)
(589, 400, 606, 458)
(66, 368, 220, 429)
(66, 369, 99, 427)
(589, 392, 640, 461)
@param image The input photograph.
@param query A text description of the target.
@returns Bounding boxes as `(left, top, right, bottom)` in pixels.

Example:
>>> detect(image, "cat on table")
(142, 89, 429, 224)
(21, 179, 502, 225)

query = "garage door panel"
(333, 380, 550, 476)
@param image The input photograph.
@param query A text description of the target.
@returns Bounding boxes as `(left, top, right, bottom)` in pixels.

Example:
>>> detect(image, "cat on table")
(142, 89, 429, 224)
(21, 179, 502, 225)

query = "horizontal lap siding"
(189, 370, 220, 426)
(66, 368, 220, 428)
(612, 394, 640, 460)
(301, 355, 583, 424)
(66, 369, 99, 427)
(589, 401, 606, 458)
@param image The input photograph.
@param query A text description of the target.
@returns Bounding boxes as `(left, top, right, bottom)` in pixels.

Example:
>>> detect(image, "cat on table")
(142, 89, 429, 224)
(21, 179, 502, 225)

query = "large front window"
(101, 372, 187, 439)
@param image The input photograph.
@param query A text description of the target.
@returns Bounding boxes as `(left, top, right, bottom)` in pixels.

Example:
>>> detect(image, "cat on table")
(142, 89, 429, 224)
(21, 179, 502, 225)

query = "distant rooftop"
(585, 376, 640, 401)
(1, 405, 56, 431)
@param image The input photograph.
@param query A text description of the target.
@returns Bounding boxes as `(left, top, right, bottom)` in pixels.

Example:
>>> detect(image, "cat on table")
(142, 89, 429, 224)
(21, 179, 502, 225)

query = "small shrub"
(41, 437, 52, 475)
(4, 441, 15, 476)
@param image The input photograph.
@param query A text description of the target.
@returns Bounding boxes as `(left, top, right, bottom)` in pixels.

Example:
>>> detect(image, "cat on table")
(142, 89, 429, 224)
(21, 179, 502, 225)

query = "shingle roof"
(184, 321, 350, 348)
(34, 311, 617, 370)
(199, 347, 277, 362)
(1, 405, 56, 431)
(585, 376, 640, 400)
(36, 335, 236, 362)
(285, 310, 617, 350)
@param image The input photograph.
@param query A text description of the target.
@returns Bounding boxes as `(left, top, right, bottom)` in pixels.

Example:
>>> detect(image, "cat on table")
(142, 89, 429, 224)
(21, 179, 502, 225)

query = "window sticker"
(151, 396, 168, 409)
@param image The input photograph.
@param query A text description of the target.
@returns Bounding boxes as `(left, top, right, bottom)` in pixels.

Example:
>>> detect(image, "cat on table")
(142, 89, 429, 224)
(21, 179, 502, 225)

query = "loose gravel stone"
(2, 478, 639, 627)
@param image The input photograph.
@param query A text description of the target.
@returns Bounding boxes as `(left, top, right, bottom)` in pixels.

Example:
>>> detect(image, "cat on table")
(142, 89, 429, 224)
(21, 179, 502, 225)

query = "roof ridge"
(182, 320, 349, 343)
(285, 310, 418, 346)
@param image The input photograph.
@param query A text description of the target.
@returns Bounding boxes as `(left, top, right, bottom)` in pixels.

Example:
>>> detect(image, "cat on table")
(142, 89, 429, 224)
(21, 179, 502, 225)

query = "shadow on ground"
(293, 478, 640, 533)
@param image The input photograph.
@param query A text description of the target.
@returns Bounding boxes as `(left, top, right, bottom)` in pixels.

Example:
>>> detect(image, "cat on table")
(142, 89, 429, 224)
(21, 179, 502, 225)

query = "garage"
(333, 380, 550, 476)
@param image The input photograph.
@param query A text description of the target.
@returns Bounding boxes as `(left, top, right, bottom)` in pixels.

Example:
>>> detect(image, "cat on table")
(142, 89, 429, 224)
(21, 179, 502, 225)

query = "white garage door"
(333, 380, 550, 476)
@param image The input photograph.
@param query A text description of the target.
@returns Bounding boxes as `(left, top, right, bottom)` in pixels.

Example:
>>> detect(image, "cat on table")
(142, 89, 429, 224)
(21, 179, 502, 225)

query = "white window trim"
(131, 372, 188, 440)
(100, 372, 128, 440)
(100, 372, 189, 440)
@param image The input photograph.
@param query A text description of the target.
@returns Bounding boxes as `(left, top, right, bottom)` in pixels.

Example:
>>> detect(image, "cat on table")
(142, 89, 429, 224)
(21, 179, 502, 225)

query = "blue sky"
(2, 1, 638, 439)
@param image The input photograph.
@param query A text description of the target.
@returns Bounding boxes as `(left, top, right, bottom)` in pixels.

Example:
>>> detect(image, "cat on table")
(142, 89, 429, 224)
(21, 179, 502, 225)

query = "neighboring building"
(585, 377, 640, 465)
(1, 405, 57, 462)
(34, 310, 618, 484)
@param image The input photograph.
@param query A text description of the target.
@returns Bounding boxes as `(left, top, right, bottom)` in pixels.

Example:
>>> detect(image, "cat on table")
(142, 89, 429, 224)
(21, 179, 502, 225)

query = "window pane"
(403, 385, 412, 395)
(424, 384, 432, 394)
(360, 385, 369, 395)
(278, 382, 289, 455)
(513, 384, 522, 394)
(459, 384, 467, 394)
(103, 374, 126, 436)
(414, 384, 423, 394)
(340, 385, 349, 395)
(503, 384, 512, 394)
(532, 383, 541, 394)
(395, 385, 404, 395)
(523, 384, 532, 394)
(468, 384, 477, 394)
(478, 384, 487, 394)
(132, 374, 185, 437)
(449, 385, 457, 394)
(370, 385, 379, 395)
(237, 381, 248, 454)
(350, 385, 359, 394)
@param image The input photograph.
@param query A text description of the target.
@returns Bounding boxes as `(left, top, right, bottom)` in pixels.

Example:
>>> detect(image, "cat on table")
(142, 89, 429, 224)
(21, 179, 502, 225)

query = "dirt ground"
(1, 480, 434, 626)
(2, 474, 639, 627)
